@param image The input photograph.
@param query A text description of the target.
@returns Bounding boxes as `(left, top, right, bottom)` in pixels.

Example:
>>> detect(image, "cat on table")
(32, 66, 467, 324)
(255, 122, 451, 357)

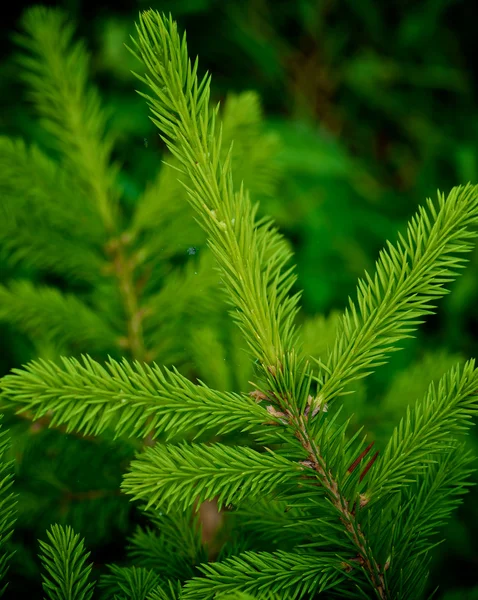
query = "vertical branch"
(105, 233, 147, 364)
(292, 412, 387, 599)
(105, 232, 160, 448)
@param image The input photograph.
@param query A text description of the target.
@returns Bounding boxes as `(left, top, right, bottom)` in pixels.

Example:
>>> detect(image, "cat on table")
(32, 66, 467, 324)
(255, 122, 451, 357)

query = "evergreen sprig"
(127, 13, 300, 371)
(0, 355, 269, 441)
(182, 550, 344, 600)
(122, 442, 302, 511)
(38, 524, 95, 600)
(125, 11, 478, 598)
(315, 184, 478, 407)
(366, 359, 478, 504)
(383, 444, 476, 599)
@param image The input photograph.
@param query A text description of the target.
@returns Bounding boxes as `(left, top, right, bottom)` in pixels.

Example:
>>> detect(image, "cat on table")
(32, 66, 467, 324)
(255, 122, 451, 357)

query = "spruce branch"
(14, 6, 119, 232)
(365, 359, 478, 505)
(11, 7, 159, 366)
(38, 524, 95, 600)
(132, 90, 278, 238)
(183, 550, 344, 599)
(315, 183, 478, 407)
(385, 445, 476, 599)
(128, 12, 390, 597)
(127, 12, 300, 372)
(129, 10, 478, 596)
(0, 355, 269, 441)
(361, 443, 476, 599)
(2, 6, 477, 599)
(121, 442, 302, 512)
(286, 412, 387, 599)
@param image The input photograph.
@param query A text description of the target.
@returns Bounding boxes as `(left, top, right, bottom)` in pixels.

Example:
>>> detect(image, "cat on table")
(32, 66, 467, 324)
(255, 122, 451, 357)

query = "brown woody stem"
(291, 412, 386, 599)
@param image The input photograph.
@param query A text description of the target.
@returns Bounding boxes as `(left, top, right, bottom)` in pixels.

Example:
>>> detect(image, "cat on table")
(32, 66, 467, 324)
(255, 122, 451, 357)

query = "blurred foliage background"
(0, 0, 477, 597)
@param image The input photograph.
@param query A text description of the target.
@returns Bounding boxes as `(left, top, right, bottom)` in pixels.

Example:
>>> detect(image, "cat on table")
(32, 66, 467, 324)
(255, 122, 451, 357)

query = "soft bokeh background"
(1, 0, 477, 597)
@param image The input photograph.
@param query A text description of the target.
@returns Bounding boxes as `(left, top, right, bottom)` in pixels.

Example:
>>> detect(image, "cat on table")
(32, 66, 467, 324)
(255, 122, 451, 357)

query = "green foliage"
(11, 427, 133, 545)
(0, 355, 268, 441)
(0, 135, 106, 283)
(367, 360, 478, 503)
(0, 417, 16, 596)
(146, 580, 183, 600)
(0, 4, 478, 600)
(128, 12, 300, 370)
(0, 4, 279, 582)
(13, 7, 120, 232)
(126, 506, 206, 580)
(0, 281, 116, 352)
(182, 551, 344, 599)
(38, 524, 95, 600)
(382, 445, 476, 599)
(314, 184, 478, 407)
(0, 5, 277, 375)
(98, 565, 160, 600)
(122, 442, 301, 512)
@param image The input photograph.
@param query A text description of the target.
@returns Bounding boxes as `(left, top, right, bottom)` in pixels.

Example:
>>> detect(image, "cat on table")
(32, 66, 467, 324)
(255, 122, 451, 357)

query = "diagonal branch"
(314, 184, 478, 407)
